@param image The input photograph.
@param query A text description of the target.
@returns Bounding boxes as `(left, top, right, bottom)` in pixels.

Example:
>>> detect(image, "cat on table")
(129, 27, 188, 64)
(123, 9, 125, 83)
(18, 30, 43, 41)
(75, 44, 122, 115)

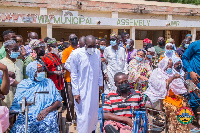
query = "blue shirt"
(182, 40, 200, 111)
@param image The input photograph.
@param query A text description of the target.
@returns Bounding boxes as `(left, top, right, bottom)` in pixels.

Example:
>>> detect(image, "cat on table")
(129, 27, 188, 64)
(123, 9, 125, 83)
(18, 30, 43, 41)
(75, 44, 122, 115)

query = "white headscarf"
(172, 57, 185, 77)
(164, 43, 177, 59)
(144, 57, 187, 103)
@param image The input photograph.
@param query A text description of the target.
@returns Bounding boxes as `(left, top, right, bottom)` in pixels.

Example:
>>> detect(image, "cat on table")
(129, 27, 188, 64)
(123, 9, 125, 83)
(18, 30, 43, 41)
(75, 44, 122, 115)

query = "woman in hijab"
(159, 43, 179, 62)
(128, 49, 152, 92)
(10, 61, 62, 133)
(144, 57, 190, 133)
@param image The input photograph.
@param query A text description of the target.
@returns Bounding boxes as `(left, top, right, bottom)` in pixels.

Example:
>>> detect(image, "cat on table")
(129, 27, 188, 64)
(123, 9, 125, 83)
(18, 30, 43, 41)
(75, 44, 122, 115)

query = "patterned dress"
(128, 59, 152, 92)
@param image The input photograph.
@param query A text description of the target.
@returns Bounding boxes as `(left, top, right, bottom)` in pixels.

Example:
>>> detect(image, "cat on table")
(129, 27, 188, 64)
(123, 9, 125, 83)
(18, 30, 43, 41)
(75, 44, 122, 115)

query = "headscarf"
(47, 38, 57, 45)
(143, 38, 151, 44)
(110, 32, 118, 38)
(166, 38, 173, 44)
(164, 43, 177, 59)
(10, 61, 62, 118)
(31, 40, 45, 49)
(172, 57, 185, 77)
(185, 34, 192, 38)
(144, 57, 187, 103)
(3, 40, 16, 47)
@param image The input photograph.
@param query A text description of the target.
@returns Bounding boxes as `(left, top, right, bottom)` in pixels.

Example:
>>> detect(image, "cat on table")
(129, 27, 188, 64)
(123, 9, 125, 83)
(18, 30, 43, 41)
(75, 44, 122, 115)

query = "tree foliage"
(146, 0, 200, 5)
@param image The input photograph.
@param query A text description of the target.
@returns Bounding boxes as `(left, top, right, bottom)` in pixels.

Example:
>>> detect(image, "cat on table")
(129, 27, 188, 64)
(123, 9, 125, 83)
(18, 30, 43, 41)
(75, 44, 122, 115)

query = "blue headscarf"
(185, 34, 192, 38)
(10, 61, 62, 118)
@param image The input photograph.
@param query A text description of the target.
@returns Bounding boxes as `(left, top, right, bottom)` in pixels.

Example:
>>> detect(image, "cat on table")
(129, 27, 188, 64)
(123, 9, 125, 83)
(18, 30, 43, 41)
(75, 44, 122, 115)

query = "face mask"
(159, 41, 165, 46)
(126, 44, 130, 49)
(165, 50, 173, 54)
(147, 55, 152, 59)
(71, 39, 78, 46)
(100, 45, 106, 50)
(184, 44, 189, 49)
(51, 47, 58, 54)
(136, 56, 143, 62)
(38, 50, 45, 56)
(175, 64, 182, 71)
(110, 40, 117, 46)
(35, 72, 45, 81)
(118, 82, 131, 93)
(87, 48, 95, 55)
(165, 68, 172, 74)
(10, 51, 20, 59)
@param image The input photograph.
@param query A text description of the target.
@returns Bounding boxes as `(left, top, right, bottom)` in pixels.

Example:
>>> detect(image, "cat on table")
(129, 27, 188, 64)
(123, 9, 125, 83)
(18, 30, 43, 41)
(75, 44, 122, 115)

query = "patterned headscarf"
(110, 32, 118, 38)
(47, 38, 57, 45)
(31, 40, 45, 49)
(143, 38, 151, 44)
(3, 40, 16, 47)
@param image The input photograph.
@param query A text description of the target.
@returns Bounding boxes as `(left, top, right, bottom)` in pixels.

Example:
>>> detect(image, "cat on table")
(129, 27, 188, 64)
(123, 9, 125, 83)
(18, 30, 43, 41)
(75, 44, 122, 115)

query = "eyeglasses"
(70, 37, 78, 41)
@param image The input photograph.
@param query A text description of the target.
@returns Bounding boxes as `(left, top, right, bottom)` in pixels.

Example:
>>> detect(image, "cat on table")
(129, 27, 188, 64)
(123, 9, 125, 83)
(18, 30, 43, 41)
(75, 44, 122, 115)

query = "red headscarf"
(143, 38, 151, 44)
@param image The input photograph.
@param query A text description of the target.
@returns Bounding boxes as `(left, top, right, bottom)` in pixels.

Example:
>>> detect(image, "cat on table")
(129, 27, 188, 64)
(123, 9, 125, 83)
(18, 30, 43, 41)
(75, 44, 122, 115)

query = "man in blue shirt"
(182, 40, 200, 125)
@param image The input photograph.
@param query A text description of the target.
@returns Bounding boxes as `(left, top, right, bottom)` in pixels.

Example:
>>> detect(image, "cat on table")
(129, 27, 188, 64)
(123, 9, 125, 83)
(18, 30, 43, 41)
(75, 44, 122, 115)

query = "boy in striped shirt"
(103, 72, 145, 133)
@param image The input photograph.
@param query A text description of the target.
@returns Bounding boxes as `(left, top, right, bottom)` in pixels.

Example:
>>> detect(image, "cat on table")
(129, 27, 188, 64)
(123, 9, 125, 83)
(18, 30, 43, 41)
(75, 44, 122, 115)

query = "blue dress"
(182, 40, 200, 111)
(10, 61, 62, 133)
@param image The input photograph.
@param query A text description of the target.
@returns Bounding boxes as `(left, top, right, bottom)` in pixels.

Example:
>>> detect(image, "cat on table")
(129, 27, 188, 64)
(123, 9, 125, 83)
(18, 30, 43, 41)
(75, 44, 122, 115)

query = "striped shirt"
(103, 90, 145, 118)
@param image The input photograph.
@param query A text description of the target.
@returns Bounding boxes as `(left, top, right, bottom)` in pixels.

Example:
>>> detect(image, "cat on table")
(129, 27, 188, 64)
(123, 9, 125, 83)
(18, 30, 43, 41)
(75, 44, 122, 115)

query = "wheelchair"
(97, 93, 149, 133)
(9, 91, 65, 133)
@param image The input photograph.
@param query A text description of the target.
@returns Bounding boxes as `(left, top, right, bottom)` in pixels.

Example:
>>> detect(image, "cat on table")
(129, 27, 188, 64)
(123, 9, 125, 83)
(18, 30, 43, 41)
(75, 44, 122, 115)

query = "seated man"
(103, 72, 145, 133)
(10, 61, 62, 133)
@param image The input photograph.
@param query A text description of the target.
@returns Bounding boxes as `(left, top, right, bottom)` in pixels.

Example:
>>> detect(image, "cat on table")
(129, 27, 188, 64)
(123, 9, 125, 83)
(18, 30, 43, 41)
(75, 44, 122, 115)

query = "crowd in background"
(0, 29, 200, 133)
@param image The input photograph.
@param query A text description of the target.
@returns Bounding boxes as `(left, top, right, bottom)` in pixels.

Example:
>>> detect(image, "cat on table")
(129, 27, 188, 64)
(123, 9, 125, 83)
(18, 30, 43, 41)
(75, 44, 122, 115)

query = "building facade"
(0, 0, 200, 48)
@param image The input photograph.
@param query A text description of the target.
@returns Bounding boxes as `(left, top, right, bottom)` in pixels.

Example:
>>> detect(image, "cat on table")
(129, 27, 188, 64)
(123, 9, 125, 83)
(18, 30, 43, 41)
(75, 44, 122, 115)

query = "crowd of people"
(0, 29, 199, 133)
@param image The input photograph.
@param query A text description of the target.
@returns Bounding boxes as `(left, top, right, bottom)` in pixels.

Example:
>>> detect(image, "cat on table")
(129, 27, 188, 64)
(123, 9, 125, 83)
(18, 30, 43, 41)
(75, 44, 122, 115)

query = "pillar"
(111, 12, 118, 34)
(191, 27, 196, 42)
(165, 15, 172, 40)
(130, 26, 136, 48)
(47, 24, 52, 38)
(40, 8, 53, 39)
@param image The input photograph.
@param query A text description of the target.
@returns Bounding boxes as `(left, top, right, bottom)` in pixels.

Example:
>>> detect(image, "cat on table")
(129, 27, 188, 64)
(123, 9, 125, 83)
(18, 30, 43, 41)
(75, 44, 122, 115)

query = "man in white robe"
(103, 33, 128, 94)
(70, 35, 103, 133)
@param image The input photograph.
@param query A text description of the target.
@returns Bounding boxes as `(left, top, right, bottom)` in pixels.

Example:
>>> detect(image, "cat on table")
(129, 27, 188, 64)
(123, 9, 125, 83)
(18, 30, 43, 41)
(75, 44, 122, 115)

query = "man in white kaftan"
(103, 33, 128, 94)
(70, 35, 103, 133)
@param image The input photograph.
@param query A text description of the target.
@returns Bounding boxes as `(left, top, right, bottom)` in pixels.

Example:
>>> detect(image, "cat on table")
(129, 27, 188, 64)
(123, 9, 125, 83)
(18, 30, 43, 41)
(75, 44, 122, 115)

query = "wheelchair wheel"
(61, 117, 67, 133)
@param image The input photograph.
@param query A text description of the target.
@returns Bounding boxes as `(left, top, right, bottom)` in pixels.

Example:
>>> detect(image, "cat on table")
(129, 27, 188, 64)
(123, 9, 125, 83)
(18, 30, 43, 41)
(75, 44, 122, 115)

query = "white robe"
(70, 48, 103, 133)
(103, 46, 128, 93)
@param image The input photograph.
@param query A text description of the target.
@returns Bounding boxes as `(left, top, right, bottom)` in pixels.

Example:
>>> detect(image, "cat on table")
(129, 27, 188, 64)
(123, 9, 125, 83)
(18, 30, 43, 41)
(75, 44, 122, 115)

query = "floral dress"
(128, 59, 152, 92)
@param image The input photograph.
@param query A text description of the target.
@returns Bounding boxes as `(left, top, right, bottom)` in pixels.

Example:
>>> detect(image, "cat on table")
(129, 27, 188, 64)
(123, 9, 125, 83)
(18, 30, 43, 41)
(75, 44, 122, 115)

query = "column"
(111, 12, 118, 34)
(47, 24, 52, 38)
(130, 26, 136, 48)
(191, 27, 196, 42)
(165, 14, 172, 40)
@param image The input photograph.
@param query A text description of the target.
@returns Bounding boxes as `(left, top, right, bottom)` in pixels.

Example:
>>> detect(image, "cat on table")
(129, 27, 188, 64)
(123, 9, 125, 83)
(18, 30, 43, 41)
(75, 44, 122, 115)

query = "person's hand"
(0, 63, 7, 71)
(190, 71, 200, 85)
(139, 76, 148, 81)
(37, 108, 49, 121)
(8, 71, 15, 79)
(124, 117, 133, 127)
(55, 71, 64, 76)
(104, 73, 109, 82)
(74, 95, 81, 104)
(173, 73, 181, 79)
(101, 58, 106, 63)
(0, 94, 5, 100)
(99, 86, 104, 93)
